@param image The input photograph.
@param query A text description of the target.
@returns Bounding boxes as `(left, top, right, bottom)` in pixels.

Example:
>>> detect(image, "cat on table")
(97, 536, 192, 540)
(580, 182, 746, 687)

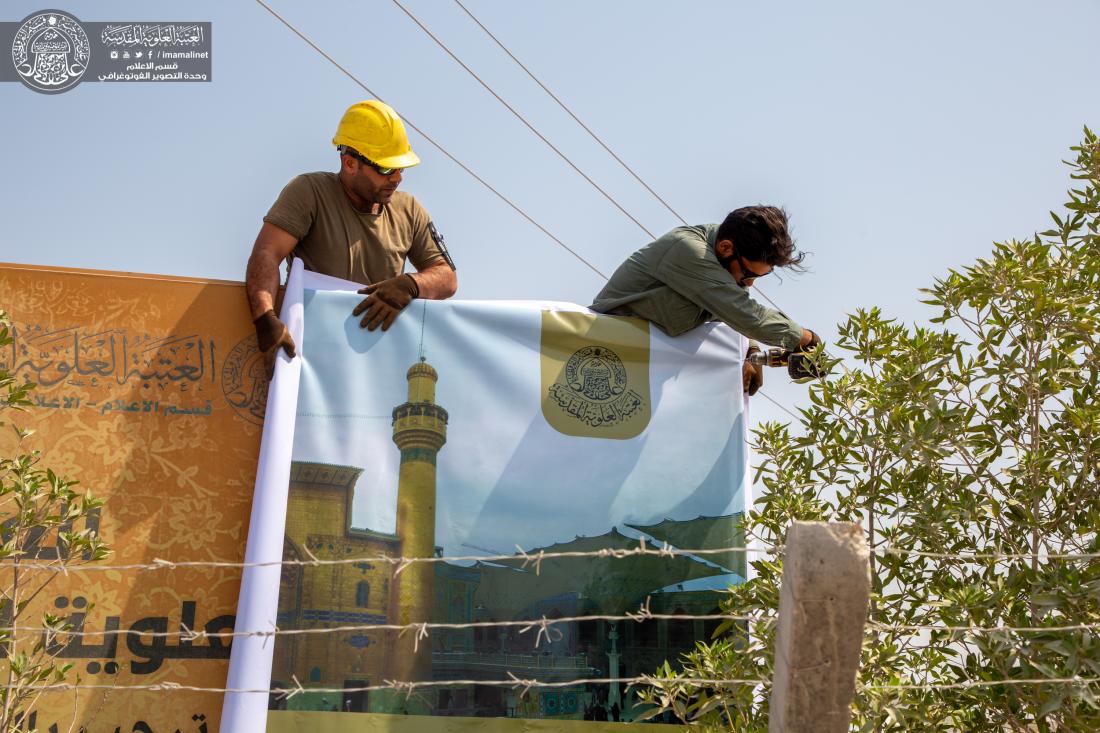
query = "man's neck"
(337, 174, 381, 214)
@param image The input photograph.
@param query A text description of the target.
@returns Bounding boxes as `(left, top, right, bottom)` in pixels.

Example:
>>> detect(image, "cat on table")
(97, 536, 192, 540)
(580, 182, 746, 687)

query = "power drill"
(746, 347, 825, 383)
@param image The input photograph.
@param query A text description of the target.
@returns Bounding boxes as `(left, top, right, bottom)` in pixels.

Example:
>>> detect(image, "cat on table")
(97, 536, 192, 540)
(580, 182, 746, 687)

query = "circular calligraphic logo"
(221, 334, 269, 426)
(564, 346, 627, 402)
(11, 10, 91, 94)
(547, 345, 645, 429)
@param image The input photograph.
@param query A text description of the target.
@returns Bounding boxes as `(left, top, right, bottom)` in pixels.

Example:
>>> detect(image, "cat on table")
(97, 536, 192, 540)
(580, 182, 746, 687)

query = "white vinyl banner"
(223, 263, 751, 730)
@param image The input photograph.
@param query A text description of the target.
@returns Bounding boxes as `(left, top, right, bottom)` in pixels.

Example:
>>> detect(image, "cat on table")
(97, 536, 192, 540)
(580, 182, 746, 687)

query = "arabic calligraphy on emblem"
(11, 10, 91, 94)
(548, 345, 645, 428)
(221, 334, 268, 425)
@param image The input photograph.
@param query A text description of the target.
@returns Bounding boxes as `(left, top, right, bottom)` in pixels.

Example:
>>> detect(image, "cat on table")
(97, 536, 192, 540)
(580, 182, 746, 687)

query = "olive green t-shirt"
(591, 224, 804, 350)
(263, 172, 450, 285)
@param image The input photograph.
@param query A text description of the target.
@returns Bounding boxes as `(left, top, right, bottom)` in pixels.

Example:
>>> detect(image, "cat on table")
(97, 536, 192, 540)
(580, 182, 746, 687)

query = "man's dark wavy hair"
(716, 206, 806, 269)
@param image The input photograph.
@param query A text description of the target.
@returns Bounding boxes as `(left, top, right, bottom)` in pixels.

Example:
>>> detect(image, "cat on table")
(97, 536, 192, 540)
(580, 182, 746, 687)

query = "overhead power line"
(400, 1, 793, 341)
(253, 0, 801, 421)
(252, 0, 606, 281)
(452, 0, 688, 227)
(450, 1, 792, 316)
(390, 0, 657, 240)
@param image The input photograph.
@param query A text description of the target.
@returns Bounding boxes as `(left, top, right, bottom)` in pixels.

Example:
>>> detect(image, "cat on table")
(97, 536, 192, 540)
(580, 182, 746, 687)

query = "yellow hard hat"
(332, 100, 420, 169)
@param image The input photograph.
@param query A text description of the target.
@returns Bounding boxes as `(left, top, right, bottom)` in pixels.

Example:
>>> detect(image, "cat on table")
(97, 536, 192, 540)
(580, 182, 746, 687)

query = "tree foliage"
(0, 311, 109, 731)
(640, 129, 1100, 731)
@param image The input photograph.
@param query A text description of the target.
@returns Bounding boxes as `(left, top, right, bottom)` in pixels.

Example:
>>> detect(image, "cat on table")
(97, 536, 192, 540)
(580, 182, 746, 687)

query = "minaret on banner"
(387, 357, 447, 685)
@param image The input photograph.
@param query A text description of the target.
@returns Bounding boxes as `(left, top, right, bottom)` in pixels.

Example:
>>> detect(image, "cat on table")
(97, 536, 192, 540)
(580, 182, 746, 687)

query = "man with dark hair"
(590, 206, 820, 396)
(246, 100, 457, 365)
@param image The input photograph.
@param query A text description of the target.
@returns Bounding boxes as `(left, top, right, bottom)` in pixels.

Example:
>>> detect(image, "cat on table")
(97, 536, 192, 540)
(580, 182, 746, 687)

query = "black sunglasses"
(339, 146, 402, 176)
(737, 253, 772, 280)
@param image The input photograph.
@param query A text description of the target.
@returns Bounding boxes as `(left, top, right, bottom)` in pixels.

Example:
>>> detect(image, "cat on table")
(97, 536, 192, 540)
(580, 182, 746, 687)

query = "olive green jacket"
(590, 224, 804, 350)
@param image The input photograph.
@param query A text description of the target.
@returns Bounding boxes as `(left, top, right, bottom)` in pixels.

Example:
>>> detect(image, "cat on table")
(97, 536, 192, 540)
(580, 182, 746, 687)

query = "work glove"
(743, 345, 764, 396)
(253, 309, 296, 379)
(788, 330, 827, 382)
(353, 274, 419, 332)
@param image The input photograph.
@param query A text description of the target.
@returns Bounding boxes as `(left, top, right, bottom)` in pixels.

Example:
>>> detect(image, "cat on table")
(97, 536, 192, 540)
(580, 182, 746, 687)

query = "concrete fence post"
(768, 521, 871, 733)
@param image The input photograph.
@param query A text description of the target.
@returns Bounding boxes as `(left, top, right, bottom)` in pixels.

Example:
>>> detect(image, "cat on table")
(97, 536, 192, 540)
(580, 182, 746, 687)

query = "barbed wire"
(0, 674, 766, 698)
(12, 540, 1098, 576)
(13, 614, 1097, 648)
(8, 674, 1099, 698)
(860, 677, 1100, 692)
(5, 539, 778, 574)
(868, 621, 1100, 635)
(880, 546, 1100, 561)
(2, 605, 768, 650)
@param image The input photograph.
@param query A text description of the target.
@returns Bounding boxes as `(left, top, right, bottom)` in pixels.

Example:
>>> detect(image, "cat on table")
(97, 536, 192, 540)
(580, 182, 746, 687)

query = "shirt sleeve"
(262, 176, 316, 241)
(405, 199, 453, 271)
(654, 234, 804, 350)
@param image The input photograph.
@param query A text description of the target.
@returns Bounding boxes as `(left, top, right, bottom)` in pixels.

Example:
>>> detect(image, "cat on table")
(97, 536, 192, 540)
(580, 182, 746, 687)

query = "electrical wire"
(252, 0, 607, 281)
(252, 0, 807, 421)
(391, 0, 657, 239)
(757, 390, 801, 421)
(450, 0, 792, 318)
(452, 0, 688, 227)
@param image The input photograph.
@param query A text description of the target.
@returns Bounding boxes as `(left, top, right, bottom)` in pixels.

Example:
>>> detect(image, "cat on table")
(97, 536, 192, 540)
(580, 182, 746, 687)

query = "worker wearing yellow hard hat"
(332, 99, 421, 171)
(245, 100, 457, 369)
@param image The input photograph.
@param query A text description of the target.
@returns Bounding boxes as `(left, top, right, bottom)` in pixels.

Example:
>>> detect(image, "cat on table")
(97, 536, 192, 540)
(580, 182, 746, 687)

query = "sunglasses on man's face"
(342, 148, 403, 176)
(737, 254, 772, 280)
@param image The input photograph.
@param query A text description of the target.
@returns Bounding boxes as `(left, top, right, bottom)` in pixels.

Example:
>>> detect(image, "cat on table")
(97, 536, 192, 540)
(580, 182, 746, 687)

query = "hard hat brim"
(373, 149, 421, 169)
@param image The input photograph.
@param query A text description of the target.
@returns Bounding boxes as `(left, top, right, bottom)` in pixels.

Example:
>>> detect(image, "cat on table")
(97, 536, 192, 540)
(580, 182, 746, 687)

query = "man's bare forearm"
(409, 262, 457, 301)
(246, 223, 299, 320)
(245, 249, 281, 319)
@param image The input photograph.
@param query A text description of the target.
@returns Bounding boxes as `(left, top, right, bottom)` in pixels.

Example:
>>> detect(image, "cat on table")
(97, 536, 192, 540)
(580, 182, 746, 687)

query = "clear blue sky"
(2, 0, 1098, 429)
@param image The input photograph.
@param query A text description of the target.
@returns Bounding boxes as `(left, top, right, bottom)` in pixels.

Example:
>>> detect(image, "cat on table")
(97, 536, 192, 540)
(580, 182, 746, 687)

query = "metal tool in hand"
(746, 347, 826, 382)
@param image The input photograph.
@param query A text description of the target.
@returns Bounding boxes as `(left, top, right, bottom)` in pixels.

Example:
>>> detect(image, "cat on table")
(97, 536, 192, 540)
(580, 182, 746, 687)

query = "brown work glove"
(353, 274, 419, 332)
(254, 309, 296, 356)
(253, 309, 296, 379)
(788, 330, 826, 382)
(743, 345, 764, 396)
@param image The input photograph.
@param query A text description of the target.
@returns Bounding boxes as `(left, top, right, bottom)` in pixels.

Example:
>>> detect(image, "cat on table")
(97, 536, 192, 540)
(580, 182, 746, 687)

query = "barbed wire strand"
(881, 546, 1100, 561)
(8, 675, 1099, 698)
(3, 610, 766, 645)
(7, 540, 779, 574)
(860, 677, 1100, 692)
(868, 621, 1100, 635)
(13, 616, 1100, 646)
(251, 0, 607, 281)
(391, 0, 656, 240)
(13, 541, 1099, 576)
(2, 675, 766, 698)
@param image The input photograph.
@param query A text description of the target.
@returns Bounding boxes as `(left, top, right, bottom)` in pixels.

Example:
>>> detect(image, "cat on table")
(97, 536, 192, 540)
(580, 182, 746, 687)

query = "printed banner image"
(235, 270, 751, 730)
(0, 263, 263, 732)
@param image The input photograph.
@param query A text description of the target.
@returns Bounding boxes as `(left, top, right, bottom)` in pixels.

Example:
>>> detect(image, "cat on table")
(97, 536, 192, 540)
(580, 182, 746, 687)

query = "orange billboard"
(0, 263, 262, 732)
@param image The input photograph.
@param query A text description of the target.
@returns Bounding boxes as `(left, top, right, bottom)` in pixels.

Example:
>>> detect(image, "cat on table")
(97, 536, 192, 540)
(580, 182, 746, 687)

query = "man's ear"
(715, 239, 734, 257)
